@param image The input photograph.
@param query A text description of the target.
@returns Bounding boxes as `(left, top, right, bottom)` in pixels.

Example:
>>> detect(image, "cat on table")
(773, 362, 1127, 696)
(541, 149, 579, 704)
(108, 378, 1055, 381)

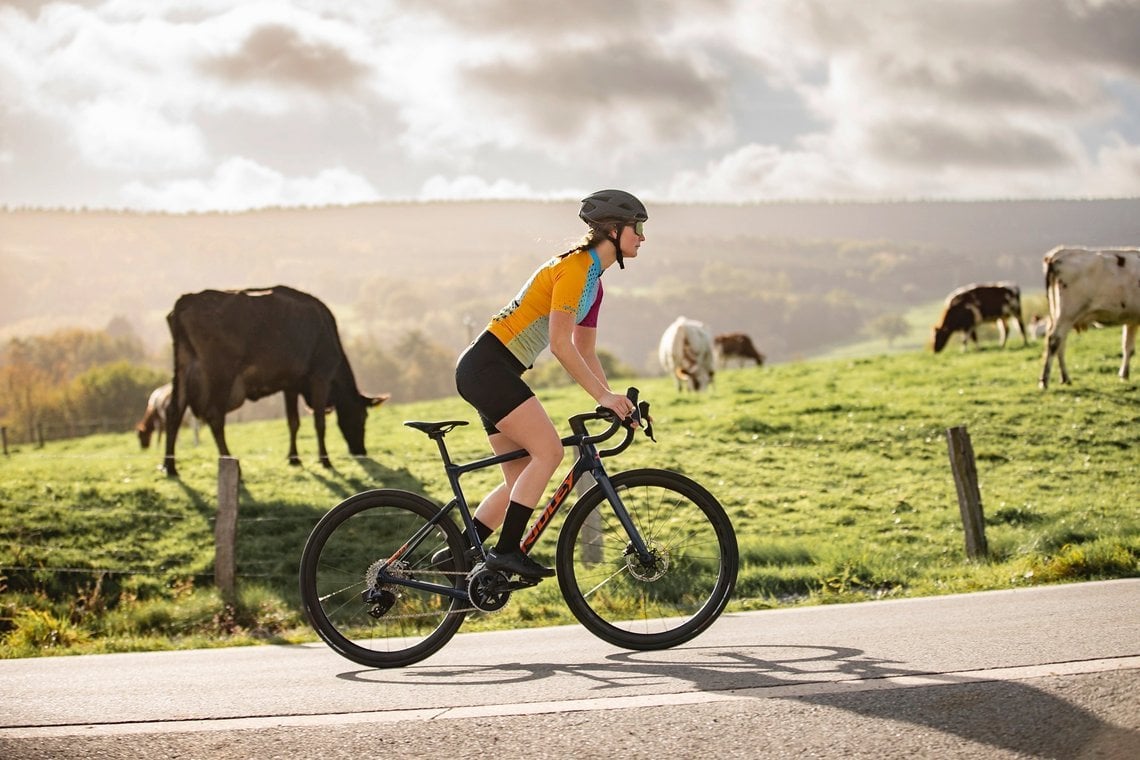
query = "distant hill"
(1, 198, 1137, 372)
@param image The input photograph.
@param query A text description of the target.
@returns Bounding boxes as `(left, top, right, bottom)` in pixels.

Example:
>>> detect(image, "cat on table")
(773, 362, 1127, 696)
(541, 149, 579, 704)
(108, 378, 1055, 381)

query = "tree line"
(0, 324, 166, 444)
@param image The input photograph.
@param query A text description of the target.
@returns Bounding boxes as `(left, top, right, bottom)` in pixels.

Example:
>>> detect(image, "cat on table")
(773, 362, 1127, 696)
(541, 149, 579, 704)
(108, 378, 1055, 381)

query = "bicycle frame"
(374, 412, 654, 601)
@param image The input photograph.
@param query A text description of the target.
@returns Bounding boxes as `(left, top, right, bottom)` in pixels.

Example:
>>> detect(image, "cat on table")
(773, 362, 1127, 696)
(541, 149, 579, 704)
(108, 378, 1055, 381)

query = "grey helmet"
(579, 189, 648, 269)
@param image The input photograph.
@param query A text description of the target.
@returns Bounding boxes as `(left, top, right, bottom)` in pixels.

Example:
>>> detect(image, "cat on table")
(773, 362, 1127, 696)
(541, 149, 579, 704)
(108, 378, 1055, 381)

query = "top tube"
(443, 408, 632, 479)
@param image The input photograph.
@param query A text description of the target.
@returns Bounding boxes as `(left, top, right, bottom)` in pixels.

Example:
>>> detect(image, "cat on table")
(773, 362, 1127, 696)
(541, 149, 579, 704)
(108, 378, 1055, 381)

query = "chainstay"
(374, 568, 485, 620)
(371, 567, 527, 619)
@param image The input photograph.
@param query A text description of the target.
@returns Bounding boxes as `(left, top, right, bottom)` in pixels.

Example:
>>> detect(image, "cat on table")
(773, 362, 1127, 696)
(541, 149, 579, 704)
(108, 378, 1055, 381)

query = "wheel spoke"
(557, 469, 737, 650)
(299, 490, 469, 668)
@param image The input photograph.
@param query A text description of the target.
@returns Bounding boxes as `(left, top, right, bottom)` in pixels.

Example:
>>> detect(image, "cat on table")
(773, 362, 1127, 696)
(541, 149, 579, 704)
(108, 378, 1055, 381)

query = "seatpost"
(429, 433, 455, 468)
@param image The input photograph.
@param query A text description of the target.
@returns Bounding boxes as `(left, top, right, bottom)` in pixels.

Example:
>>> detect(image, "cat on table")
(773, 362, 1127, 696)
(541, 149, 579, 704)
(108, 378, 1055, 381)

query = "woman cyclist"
(454, 189, 648, 579)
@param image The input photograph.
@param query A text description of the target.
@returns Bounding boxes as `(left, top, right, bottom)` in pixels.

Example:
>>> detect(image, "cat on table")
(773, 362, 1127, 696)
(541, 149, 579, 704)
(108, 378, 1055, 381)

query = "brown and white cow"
(136, 382, 173, 449)
(714, 332, 765, 368)
(932, 282, 1027, 353)
(659, 316, 715, 391)
(1039, 246, 1140, 389)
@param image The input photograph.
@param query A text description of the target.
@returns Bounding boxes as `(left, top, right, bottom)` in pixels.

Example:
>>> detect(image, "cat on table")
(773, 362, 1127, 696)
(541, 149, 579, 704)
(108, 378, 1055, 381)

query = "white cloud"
(2, 0, 1139, 209)
(74, 99, 208, 172)
(1085, 134, 1140, 196)
(120, 156, 379, 211)
(420, 174, 534, 200)
(664, 143, 859, 202)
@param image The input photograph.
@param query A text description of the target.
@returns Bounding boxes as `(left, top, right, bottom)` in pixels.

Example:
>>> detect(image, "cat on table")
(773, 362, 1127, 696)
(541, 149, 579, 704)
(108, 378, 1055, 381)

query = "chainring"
(466, 566, 512, 612)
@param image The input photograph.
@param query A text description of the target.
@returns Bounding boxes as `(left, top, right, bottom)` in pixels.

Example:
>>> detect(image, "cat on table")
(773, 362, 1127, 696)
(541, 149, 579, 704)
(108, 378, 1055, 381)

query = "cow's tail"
(1043, 252, 1062, 328)
(166, 307, 180, 384)
(166, 300, 193, 414)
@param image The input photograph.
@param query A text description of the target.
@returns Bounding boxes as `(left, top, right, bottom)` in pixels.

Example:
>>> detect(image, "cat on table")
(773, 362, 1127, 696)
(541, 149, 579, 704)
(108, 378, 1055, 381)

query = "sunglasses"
(631, 221, 644, 236)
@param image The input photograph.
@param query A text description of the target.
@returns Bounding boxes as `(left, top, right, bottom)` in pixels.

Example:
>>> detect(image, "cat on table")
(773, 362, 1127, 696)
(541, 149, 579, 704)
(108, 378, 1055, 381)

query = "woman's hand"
(598, 390, 639, 427)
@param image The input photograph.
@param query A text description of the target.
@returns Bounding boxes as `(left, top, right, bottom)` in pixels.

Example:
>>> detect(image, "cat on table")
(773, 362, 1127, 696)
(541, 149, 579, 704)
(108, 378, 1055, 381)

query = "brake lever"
(624, 387, 655, 442)
(639, 400, 656, 442)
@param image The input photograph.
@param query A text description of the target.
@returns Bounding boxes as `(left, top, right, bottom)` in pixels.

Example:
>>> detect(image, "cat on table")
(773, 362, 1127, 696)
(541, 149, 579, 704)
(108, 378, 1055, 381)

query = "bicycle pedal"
(507, 577, 542, 589)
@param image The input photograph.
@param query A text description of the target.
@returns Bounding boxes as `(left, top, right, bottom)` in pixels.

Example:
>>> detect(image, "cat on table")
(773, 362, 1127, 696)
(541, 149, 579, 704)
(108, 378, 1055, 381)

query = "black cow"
(162, 286, 388, 476)
(932, 282, 1027, 353)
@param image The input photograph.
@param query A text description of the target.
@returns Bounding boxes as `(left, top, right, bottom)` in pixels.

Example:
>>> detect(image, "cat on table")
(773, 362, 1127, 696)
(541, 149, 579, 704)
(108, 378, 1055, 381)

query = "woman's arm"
(549, 310, 634, 419)
(571, 322, 607, 385)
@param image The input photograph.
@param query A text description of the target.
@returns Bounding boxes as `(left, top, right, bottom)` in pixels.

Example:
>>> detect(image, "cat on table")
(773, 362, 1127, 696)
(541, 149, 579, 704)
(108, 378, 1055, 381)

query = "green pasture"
(1, 327, 1137, 657)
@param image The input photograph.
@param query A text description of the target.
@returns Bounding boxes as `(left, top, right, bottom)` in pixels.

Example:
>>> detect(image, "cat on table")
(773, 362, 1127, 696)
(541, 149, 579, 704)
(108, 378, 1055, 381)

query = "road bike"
(298, 388, 738, 668)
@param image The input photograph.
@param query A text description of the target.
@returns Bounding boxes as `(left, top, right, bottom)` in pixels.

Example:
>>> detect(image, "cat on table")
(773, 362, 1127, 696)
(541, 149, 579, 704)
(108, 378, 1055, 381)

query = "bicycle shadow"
(338, 643, 1138, 758)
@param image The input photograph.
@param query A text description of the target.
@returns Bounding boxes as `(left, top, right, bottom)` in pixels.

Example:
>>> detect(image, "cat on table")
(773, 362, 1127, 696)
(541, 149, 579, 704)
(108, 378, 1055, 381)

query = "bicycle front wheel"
(298, 489, 469, 668)
(556, 468, 738, 650)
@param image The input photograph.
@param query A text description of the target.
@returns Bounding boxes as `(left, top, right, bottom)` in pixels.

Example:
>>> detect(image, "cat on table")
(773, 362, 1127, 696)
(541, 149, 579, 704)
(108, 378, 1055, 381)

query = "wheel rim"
(303, 494, 467, 666)
(560, 473, 735, 644)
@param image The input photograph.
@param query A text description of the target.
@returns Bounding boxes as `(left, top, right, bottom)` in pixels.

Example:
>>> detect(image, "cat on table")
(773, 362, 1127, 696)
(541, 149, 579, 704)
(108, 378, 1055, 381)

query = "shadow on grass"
(231, 456, 432, 603)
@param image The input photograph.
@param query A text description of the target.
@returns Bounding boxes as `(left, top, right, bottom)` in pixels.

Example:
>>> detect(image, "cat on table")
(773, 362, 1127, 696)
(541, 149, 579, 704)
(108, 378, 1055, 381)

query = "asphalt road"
(1, 579, 1137, 759)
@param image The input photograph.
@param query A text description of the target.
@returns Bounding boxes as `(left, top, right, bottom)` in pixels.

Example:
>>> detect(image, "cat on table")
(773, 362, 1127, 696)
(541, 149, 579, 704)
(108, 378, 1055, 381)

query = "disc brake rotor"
(625, 539, 669, 582)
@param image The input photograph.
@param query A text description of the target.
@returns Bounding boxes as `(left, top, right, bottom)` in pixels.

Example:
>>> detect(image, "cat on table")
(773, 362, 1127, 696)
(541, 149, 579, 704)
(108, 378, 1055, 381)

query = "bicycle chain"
(371, 567, 506, 620)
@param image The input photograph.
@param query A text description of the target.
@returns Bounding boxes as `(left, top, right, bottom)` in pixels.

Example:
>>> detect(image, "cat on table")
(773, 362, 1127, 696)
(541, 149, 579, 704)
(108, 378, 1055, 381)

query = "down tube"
(521, 467, 578, 552)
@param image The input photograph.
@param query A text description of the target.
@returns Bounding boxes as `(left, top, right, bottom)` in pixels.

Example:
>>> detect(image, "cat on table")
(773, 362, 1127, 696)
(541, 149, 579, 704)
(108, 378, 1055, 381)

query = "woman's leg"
(474, 432, 529, 531)
(493, 396, 564, 509)
(483, 397, 563, 577)
(473, 481, 510, 532)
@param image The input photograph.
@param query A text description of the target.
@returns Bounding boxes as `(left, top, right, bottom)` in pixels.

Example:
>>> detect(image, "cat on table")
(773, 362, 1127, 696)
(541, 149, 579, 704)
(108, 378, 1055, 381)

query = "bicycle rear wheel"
(298, 489, 469, 668)
(556, 468, 737, 650)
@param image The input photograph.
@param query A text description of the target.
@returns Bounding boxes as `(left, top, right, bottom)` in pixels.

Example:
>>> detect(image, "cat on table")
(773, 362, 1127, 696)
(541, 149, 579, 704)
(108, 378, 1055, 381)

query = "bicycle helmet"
(579, 189, 648, 269)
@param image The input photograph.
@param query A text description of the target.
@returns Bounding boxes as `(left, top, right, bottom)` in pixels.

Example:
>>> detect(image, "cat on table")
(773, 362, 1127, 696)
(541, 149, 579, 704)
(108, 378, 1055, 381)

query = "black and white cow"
(932, 282, 1027, 353)
(1039, 246, 1140, 389)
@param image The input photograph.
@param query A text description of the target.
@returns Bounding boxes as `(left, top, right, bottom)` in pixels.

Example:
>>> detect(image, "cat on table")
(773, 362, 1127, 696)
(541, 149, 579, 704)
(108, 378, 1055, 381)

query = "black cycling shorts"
(455, 331, 534, 434)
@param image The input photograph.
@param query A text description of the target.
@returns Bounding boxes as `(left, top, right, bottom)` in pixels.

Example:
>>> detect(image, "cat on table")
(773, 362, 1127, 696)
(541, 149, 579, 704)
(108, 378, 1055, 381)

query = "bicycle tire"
(556, 468, 738, 650)
(298, 489, 469, 668)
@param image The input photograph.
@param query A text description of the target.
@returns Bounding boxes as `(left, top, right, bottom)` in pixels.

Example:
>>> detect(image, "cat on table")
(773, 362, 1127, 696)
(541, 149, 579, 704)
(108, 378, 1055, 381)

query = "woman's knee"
(496, 399, 563, 469)
(529, 435, 564, 472)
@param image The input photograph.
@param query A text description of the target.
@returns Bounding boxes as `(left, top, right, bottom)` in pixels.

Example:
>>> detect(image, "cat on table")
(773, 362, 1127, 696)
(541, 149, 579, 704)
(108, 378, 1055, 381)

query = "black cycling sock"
(494, 501, 532, 553)
(472, 518, 493, 544)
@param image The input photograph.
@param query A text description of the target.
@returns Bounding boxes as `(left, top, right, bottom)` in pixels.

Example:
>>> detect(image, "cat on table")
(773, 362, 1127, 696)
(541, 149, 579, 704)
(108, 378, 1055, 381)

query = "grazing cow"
(931, 282, 1027, 353)
(162, 285, 389, 476)
(659, 317, 716, 391)
(136, 383, 173, 449)
(1039, 246, 1140, 389)
(714, 332, 765, 368)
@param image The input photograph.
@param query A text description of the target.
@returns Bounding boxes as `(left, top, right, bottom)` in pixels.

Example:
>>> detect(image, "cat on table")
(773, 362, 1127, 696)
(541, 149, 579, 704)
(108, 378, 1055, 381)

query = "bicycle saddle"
(404, 420, 469, 437)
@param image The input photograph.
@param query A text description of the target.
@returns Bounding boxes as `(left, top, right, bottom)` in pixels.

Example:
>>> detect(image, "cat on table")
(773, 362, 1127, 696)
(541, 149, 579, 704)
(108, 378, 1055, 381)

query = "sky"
(2, 0, 1139, 213)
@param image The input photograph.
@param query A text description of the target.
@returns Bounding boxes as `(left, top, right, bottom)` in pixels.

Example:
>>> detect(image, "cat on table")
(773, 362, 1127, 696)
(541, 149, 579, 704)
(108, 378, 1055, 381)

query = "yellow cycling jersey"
(487, 248, 603, 368)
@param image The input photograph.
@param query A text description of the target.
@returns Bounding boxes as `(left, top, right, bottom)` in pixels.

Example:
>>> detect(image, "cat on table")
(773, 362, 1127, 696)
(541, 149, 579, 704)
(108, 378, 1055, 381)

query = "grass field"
(1, 326, 1137, 657)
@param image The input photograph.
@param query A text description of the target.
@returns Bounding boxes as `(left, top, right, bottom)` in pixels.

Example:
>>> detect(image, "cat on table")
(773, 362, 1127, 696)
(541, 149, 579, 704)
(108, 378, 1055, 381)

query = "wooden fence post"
(1, 426, 7, 456)
(215, 456, 240, 603)
(946, 426, 989, 560)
